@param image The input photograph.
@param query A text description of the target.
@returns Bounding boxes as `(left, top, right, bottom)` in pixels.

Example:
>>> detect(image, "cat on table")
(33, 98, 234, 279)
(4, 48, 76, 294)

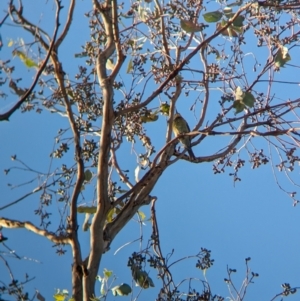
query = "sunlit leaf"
(138, 5, 148, 22)
(111, 283, 132, 296)
(106, 59, 114, 70)
(138, 211, 146, 221)
(180, 19, 203, 32)
(106, 208, 115, 222)
(203, 11, 223, 23)
(53, 294, 65, 301)
(8, 39, 13, 47)
(233, 87, 255, 114)
(275, 47, 291, 68)
(77, 206, 97, 214)
(126, 59, 133, 73)
(235, 86, 244, 101)
(103, 268, 113, 279)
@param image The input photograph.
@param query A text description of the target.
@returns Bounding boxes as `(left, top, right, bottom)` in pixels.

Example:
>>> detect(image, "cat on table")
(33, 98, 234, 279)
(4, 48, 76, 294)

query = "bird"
(172, 113, 195, 160)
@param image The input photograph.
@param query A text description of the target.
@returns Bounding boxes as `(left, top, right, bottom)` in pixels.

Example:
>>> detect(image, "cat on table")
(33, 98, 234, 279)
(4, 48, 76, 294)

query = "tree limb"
(0, 218, 71, 244)
(0, 2, 61, 121)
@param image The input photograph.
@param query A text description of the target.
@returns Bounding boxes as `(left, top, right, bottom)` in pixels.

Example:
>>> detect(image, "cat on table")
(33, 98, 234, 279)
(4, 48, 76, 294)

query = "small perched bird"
(172, 113, 195, 160)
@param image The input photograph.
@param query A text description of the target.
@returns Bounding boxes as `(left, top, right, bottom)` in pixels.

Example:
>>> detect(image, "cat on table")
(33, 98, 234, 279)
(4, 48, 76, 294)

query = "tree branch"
(55, 0, 76, 48)
(0, 218, 71, 244)
(0, 2, 61, 121)
(116, 3, 253, 117)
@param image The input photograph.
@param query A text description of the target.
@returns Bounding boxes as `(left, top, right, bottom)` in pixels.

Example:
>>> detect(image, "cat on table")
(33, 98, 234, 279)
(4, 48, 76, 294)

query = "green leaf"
(225, 13, 245, 26)
(232, 15, 245, 27)
(233, 87, 255, 114)
(275, 47, 291, 68)
(8, 39, 13, 47)
(216, 19, 243, 37)
(132, 266, 155, 289)
(138, 5, 148, 22)
(84, 169, 93, 182)
(233, 100, 245, 114)
(180, 20, 203, 32)
(203, 11, 223, 23)
(77, 206, 97, 214)
(126, 59, 133, 73)
(137, 210, 146, 221)
(53, 294, 66, 301)
(103, 268, 113, 279)
(67, 89, 74, 99)
(111, 283, 132, 296)
(53, 290, 68, 301)
(243, 92, 255, 108)
(106, 208, 115, 222)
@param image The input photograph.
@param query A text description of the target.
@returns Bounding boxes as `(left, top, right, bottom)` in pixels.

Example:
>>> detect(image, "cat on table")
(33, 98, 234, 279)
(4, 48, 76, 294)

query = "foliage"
(1, 0, 300, 300)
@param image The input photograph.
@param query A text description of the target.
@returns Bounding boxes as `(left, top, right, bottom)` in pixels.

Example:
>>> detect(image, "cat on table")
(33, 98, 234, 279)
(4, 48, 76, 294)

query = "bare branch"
(116, 3, 253, 117)
(0, 2, 61, 121)
(0, 218, 71, 244)
(55, 0, 76, 48)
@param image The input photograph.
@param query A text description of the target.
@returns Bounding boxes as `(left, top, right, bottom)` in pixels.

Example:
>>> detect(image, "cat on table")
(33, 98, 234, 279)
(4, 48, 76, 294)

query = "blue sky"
(1, 1, 300, 300)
